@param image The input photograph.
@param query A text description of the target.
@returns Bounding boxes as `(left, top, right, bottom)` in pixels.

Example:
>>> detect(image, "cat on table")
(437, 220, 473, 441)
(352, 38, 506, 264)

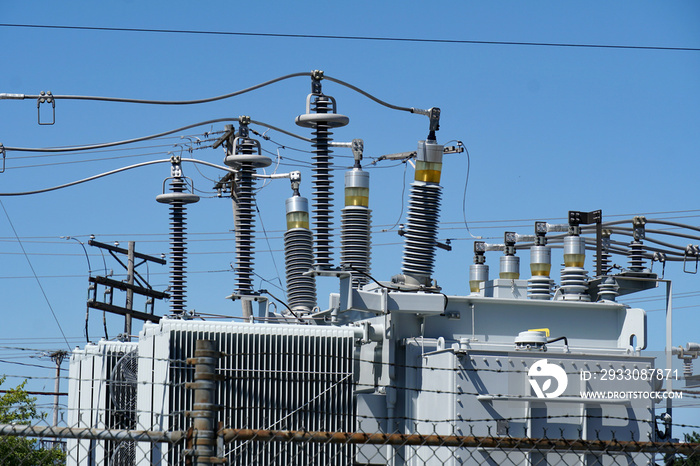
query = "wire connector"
(37, 91, 55, 125)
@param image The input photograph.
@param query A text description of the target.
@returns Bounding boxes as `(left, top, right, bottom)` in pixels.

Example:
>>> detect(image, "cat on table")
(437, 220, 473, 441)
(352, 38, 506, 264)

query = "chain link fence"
(3, 336, 699, 465)
(0, 419, 699, 465)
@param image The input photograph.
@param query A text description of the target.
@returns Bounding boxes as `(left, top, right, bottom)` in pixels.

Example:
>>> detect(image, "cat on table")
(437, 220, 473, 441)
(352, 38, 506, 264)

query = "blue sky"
(0, 1, 699, 430)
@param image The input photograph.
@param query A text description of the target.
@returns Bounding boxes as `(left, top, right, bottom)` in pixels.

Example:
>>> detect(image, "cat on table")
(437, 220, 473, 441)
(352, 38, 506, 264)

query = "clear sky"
(0, 1, 699, 432)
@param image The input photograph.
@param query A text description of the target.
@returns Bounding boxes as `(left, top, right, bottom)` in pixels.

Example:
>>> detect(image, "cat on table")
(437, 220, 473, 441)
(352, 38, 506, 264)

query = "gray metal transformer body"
(336, 277, 657, 465)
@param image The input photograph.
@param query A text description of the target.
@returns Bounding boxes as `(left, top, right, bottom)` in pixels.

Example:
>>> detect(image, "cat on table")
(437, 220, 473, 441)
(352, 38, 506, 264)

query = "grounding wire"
(0, 200, 71, 351)
(3, 118, 237, 153)
(0, 158, 235, 196)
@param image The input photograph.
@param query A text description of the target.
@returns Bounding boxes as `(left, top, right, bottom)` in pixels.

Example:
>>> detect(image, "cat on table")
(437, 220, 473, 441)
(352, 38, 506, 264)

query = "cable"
(323, 75, 414, 113)
(0, 200, 71, 351)
(456, 140, 480, 239)
(381, 160, 409, 233)
(250, 119, 312, 143)
(259, 289, 303, 323)
(255, 204, 284, 295)
(0, 158, 234, 196)
(1, 24, 698, 52)
(3, 118, 238, 152)
(3, 73, 310, 105)
(647, 219, 700, 234)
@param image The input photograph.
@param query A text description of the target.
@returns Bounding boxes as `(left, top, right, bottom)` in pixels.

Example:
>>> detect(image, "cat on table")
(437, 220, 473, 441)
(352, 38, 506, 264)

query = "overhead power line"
(0, 23, 698, 52)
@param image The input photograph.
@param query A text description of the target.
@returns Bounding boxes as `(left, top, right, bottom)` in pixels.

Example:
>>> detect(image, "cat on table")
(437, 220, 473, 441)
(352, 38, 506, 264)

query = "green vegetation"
(0, 376, 66, 465)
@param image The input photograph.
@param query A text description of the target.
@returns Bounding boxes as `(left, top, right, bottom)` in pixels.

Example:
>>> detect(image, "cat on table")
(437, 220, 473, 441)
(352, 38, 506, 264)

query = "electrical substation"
(2, 70, 699, 465)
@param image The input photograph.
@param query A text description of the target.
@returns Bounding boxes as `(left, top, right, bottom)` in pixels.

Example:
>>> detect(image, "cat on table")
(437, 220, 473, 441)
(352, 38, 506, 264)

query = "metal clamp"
(233, 137, 262, 155)
(304, 93, 338, 115)
(160, 176, 197, 196)
(37, 91, 55, 125)
(652, 252, 667, 279)
(0, 144, 5, 173)
(683, 245, 699, 274)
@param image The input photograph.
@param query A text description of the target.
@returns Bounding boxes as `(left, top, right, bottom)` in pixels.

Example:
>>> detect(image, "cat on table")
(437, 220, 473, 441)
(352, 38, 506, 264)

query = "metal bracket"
(351, 139, 364, 163)
(428, 107, 441, 132)
(683, 245, 699, 274)
(37, 91, 55, 125)
(0, 144, 5, 173)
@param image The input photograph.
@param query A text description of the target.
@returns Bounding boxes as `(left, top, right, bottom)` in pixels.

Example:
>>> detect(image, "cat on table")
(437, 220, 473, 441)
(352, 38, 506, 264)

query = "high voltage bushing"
(469, 243, 489, 294)
(400, 139, 444, 287)
(156, 163, 200, 315)
(341, 157, 371, 287)
(295, 71, 349, 269)
(528, 245, 553, 300)
(284, 194, 316, 313)
(558, 235, 591, 301)
(223, 121, 271, 295)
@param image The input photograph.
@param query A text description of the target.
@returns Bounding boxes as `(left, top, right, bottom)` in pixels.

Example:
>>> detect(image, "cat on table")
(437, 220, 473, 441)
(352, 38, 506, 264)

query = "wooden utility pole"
(49, 350, 67, 427)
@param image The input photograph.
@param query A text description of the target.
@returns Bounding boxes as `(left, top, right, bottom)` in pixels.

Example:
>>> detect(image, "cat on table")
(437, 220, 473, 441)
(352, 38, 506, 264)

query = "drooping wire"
(0, 158, 234, 196)
(259, 289, 303, 323)
(255, 204, 285, 295)
(3, 118, 238, 153)
(0, 200, 71, 350)
(457, 140, 480, 239)
(381, 160, 409, 232)
(4, 72, 311, 105)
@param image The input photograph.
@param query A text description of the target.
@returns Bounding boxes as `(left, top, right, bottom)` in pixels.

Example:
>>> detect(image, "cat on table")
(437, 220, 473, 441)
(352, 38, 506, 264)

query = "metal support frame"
(86, 240, 167, 338)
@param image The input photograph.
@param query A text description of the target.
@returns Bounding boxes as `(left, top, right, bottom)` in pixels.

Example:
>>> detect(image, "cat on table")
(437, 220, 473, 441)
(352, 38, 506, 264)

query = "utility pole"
(49, 350, 67, 427)
(86, 240, 169, 334)
(125, 241, 135, 340)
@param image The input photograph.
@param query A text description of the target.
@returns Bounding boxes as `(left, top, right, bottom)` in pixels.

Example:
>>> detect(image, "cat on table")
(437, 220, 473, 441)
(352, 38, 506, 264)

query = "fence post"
(186, 339, 224, 465)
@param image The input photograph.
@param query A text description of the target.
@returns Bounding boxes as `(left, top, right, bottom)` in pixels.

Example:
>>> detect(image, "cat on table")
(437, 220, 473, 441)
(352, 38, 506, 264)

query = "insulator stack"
(595, 247, 612, 276)
(156, 177, 199, 315)
(296, 82, 349, 270)
(596, 276, 619, 302)
(284, 196, 316, 313)
(402, 183, 442, 282)
(558, 235, 590, 301)
(401, 140, 444, 286)
(684, 359, 694, 379)
(234, 158, 256, 294)
(223, 130, 272, 296)
(528, 245, 553, 300)
(628, 240, 646, 272)
(341, 168, 371, 287)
